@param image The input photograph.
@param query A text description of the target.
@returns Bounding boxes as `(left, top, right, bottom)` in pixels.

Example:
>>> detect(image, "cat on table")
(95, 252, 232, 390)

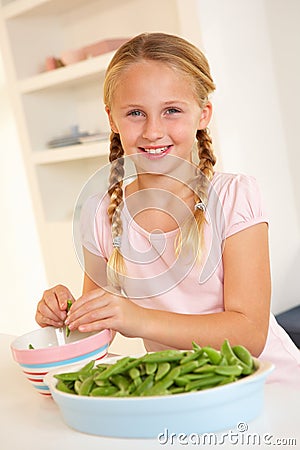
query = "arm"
(136, 222, 271, 356)
(67, 223, 271, 356)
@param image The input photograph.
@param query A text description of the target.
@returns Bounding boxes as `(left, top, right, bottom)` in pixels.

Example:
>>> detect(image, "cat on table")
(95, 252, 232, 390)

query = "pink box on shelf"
(83, 38, 129, 58)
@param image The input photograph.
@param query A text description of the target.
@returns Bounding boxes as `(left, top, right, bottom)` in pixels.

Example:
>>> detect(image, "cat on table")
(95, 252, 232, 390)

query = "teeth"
(143, 146, 169, 154)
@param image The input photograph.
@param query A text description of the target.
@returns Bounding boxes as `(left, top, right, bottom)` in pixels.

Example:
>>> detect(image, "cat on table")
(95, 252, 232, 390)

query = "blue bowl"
(44, 356, 273, 438)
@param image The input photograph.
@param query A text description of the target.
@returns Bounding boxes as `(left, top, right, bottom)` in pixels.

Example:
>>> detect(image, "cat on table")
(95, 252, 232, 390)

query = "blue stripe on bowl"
(19, 344, 108, 369)
(32, 384, 50, 391)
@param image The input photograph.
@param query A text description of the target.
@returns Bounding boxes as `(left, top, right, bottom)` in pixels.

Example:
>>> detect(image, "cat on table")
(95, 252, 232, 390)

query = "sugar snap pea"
(180, 349, 202, 364)
(145, 362, 157, 375)
(54, 339, 256, 397)
(155, 362, 171, 381)
(90, 386, 118, 397)
(202, 346, 222, 365)
(141, 349, 183, 363)
(78, 375, 94, 396)
(65, 299, 73, 338)
(232, 345, 254, 369)
(128, 367, 140, 380)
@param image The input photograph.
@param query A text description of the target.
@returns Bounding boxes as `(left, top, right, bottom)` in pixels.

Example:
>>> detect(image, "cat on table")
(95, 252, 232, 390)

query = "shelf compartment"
(17, 51, 114, 93)
(32, 141, 109, 165)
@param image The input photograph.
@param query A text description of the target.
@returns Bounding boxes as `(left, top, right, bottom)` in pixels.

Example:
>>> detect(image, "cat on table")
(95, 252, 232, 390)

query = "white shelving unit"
(0, 0, 203, 296)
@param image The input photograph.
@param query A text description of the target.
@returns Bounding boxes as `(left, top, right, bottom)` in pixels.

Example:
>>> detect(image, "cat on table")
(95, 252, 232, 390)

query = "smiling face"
(106, 60, 212, 167)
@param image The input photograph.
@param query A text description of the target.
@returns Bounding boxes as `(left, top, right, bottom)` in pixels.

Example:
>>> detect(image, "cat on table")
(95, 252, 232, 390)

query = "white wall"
(0, 51, 47, 335)
(196, 0, 300, 313)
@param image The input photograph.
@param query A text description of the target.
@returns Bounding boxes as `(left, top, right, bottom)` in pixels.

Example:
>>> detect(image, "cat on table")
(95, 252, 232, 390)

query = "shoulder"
(211, 171, 260, 194)
(80, 191, 109, 220)
(209, 171, 268, 238)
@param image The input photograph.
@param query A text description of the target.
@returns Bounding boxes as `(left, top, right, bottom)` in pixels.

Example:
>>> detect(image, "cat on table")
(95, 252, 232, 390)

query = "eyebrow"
(120, 100, 188, 109)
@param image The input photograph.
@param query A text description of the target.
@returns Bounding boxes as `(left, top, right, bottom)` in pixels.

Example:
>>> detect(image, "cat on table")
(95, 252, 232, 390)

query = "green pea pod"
(215, 364, 243, 377)
(170, 386, 185, 394)
(110, 374, 130, 392)
(155, 362, 171, 381)
(179, 359, 199, 375)
(79, 360, 95, 374)
(94, 378, 112, 387)
(74, 380, 82, 394)
(78, 375, 94, 396)
(94, 356, 132, 380)
(174, 376, 190, 387)
(90, 385, 119, 396)
(141, 350, 183, 363)
(134, 374, 155, 396)
(28, 344, 34, 350)
(145, 366, 181, 396)
(192, 341, 201, 351)
(133, 376, 142, 387)
(128, 377, 142, 395)
(220, 339, 239, 365)
(202, 346, 222, 365)
(180, 349, 203, 364)
(128, 367, 140, 380)
(232, 345, 254, 369)
(54, 371, 81, 381)
(145, 362, 157, 375)
(121, 357, 144, 372)
(65, 299, 73, 338)
(185, 374, 226, 392)
(193, 364, 217, 374)
(218, 376, 237, 386)
(56, 380, 75, 394)
(185, 372, 217, 380)
(196, 356, 210, 367)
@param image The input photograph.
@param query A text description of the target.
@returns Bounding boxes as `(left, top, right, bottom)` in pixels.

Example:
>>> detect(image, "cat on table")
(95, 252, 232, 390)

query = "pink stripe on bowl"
(11, 328, 111, 365)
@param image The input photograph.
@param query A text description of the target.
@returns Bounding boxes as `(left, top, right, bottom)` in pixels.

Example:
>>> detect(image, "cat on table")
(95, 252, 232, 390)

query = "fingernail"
(65, 318, 70, 325)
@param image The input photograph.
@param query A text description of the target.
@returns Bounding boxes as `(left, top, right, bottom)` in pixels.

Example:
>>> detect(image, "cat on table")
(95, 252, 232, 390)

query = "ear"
(198, 101, 213, 130)
(105, 106, 119, 133)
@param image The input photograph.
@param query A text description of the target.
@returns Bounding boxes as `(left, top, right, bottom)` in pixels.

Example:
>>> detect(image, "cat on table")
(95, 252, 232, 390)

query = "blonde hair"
(103, 32, 216, 287)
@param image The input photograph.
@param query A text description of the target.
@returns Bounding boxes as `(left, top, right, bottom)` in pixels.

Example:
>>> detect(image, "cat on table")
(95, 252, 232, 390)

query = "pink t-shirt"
(80, 171, 300, 386)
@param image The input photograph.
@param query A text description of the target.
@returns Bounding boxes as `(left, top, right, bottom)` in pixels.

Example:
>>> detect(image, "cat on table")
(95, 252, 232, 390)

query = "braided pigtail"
(175, 128, 216, 263)
(107, 131, 126, 288)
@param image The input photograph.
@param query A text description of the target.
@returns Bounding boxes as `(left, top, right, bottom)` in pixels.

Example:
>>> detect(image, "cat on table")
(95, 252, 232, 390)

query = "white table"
(1, 333, 299, 450)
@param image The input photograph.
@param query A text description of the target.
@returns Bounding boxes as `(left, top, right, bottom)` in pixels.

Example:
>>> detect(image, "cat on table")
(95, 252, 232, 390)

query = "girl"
(36, 32, 300, 386)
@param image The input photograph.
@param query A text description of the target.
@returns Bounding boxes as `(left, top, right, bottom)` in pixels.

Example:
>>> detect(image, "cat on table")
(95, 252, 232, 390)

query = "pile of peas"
(54, 339, 256, 397)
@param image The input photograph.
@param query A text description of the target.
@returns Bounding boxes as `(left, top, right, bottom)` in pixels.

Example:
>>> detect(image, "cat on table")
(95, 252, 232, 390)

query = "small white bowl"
(11, 327, 111, 396)
(45, 355, 274, 438)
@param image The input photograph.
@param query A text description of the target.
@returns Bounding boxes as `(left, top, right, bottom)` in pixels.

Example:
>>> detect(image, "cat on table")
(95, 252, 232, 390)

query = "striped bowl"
(10, 327, 111, 396)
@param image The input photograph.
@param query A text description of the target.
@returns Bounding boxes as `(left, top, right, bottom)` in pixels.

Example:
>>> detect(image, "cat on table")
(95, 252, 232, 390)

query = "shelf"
(32, 140, 109, 165)
(17, 51, 115, 93)
(2, 0, 90, 19)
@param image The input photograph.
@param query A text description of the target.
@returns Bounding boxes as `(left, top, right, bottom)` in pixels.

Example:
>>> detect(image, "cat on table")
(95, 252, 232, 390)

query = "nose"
(142, 116, 165, 141)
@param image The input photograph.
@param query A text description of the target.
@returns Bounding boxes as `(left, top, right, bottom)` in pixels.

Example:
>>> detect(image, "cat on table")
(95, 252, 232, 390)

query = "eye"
(165, 107, 181, 115)
(127, 110, 144, 117)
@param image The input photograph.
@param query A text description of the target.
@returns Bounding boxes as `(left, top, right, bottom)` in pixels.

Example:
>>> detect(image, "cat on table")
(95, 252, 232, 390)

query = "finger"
(67, 300, 113, 330)
(77, 319, 113, 333)
(36, 298, 65, 325)
(69, 288, 107, 314)
(35, 308, 64, 328)
(53, 285, 75, 310)
(42, 291, 66, 321)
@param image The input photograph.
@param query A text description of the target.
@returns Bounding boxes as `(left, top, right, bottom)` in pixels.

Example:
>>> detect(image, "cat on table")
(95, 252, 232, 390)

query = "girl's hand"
(65, 288, 142, 337)
(35, 285, 75, 328)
